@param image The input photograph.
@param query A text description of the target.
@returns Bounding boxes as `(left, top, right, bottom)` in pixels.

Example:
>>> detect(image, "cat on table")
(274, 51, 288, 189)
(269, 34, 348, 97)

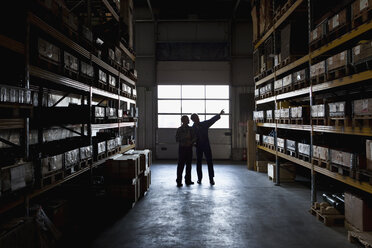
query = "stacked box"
(64, 52, 78, 72)
(251, 5, 259, 42)
(274, 79, 283, 91)
(255, 89, 259, 98)
(98, 70, 107, 84)
(345, 192, 372, 232)
(93, 106, 105, 119)
(310, 19, 327, 44)
(327, 50, 348, 72)
(256, 161, 268, 173)
(262, 135, 274, 145)
(310, 61, 326, 78)
(313, 145, 329, 161)
(330, 149, 354, 168)
(259, 87, 266, 96)
(80, 146, 92, 160)
(64, 149, 80, 169)
(275, 109, 281, 120)
(106, 107, 117, 119)
(253, 49, 260, 76)
(292, 68, 308, 84)
(106, 179, 139, 202)
(267, 162, 296, 182)
(352, 40, 372, 64)
(256, 134, 261, 143)
(353, 98, 372, 116)
(328, 101, 346, 117)
(265, 36, 274, 71)
(311, 104, 326, 118)
(328, 8, 347, 33)
(41, 154, 63, 175)
(352, 0, 372, 18)
(130, 150, 152, 173)
(97, 141, 106, 155)
(266, 110, 273, 120)
(38, 38, 60, 63)
(298, 143, 310, 156)
(282, 75, 292, 88)
(281, 21, 308, 61)
(260, 55, 266, 73)
(280, 108, 290, 119)
(366, 140, 372, 171)
(107, 139, 117, 151)
(265, 83, 273, 94)
(286, 139, 296, 152)
(81, 61, 94, 77)
(277, 138, 285, 150)
(253, 111, 265, 121)
(106, 154, 140, 180)
(1, 162, 34, 193)
(109, 75, 117, 87)
(115, 47, 122, 66)
(290, 107, 298, 119)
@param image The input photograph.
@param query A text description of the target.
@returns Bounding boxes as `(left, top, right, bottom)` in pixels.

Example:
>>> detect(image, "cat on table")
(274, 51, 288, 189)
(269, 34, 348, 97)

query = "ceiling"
(134, 0, 251, 20)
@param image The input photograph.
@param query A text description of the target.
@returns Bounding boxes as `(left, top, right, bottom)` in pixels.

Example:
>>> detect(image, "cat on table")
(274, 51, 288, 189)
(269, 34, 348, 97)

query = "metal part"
(52, 93, 70, 107)
(59, 125, 86, 136)
(0, 137, 21, 148)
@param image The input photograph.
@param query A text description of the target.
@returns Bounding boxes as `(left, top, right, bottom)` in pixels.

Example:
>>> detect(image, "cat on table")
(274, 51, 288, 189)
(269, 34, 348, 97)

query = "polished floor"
(90, 161, 357, 248)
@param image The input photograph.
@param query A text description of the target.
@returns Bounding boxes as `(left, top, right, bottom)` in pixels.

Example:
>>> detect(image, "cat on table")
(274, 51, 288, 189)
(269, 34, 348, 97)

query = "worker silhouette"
(191, 109, 224, 185)
(176, 115, 196, 187)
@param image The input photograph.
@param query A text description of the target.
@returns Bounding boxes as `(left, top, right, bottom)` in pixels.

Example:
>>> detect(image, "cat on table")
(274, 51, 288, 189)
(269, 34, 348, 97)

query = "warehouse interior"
(0, 0, 371, 247)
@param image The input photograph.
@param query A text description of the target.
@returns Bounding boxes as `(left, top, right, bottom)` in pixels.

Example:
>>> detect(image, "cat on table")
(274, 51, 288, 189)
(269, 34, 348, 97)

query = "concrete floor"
(90, 161, 357, 248)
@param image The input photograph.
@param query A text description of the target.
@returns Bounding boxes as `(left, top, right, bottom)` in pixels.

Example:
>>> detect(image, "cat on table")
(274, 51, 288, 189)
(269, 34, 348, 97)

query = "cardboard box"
(265, 83, 273, 93)
(98, 70, 107, 84)
(274, 79, 283, 90)
(106, 180, 138, 202)
(262, 135, 274, 145)
(286, 139, 296, 152)
(280, 21, 308, 61)
(64, 149, 80, 168)
(290, 107, 298, 118)
(41, 154, 63, 175)
(328, 101, 346, 117)
(259, 86, 266, 96)
(311, 104, 326, 118)
(275, 109, 281, 120)
(366, 140, 372, 171)
(106, 154, 140, 180)
(352, 0, 372, 18)
(64, 52, 78, 72)
(345, 192, 372, 231)
(328, 8, 347, 33)
(256, 161, 268, 173)
(353, 98, 372, 116)
(292, 68, 308, 84)
(314, 146, 329, 161)
(256, 134, 261, 143)
(255, 89, 259, 98)
(266, 110, 273, 119)
(280, 108, 290, 119)
(267, 162, 296, 182)
(327, 50, 348, 72)
(277, 138, 285, 149)
(253, 49, 260, 76)
(310, 19, 327, 44)
(352, 40, 372, 64)
(1, 162, 34, 193)
(330, 149, 354, 168)
(310, 61, 326, 78)
(80, 146, 93, 160)
(298, 143, 310, 156)
(38, 38, 60, 63)
(282, 74, 292, 87)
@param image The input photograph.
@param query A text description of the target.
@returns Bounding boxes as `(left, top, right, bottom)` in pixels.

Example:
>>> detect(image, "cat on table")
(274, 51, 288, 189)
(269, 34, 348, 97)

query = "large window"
(157, 85, 230, 128)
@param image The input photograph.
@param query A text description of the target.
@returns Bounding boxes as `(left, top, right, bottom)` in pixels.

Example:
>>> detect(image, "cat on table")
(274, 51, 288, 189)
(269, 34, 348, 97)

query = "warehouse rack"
(253, 0, 372, 203)
(0, 0, 137, 214)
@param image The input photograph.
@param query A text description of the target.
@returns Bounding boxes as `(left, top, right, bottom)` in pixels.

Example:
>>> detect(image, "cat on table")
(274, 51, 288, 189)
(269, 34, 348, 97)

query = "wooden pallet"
(309, 207, 345, 226)
(330, 163, 354, 177)
(266, 118, 274, 123)
(353, 115, 372, 130)
(277, 147, 285, 154)
(293, 80, 308, 90)
(348, 231, 372, 248)
(279, 84, 294, 94)
(355, 170, 372, 185)
(298, 153, 310, 162)
(312, 118, 328, 126)
(310, 74, 326, 85)
(97, 152, 107, 161)
(80, 158, 93, 168)
(278, 118, 290, 124)
(64, 162, 82, 177)
(260, 92, 274, 99)
(326, 24, 350, 44)
(107, 147, 120, 157)
(329, 117, 352, 128)
(326, 66, 351, 81)
(280, 0, 294, 15)
(312, 158, 330, 170)
(286, 150, 297, 157)
(290, 118, 304, 125)
(38, 170, 64, 188)
(353, 59, 372, 73)
(310, 38, 327, 51)
(108, 85, 118, 94)
(263, 143, 275, 151)
(352, 9, 372, 29)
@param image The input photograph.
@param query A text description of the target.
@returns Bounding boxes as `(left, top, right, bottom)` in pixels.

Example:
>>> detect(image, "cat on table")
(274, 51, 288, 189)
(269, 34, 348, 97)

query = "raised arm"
(204, 109, 224, 128)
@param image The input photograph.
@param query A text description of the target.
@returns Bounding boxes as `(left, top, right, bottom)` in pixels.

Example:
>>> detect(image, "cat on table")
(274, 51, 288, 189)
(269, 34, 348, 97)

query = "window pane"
(182, 100, 205, 114)
(158, 115, 181, 128)
(158, 85, 181, 99)
(158, 100, 181, 113)
(182, 85, 205, 99)
(206, 115, 229, 128)
(206, 85, 229, 99)
(206, 100, 229, 114)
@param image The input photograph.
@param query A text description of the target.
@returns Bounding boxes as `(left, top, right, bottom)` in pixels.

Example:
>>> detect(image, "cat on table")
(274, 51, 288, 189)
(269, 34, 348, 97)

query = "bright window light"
(158, 85, 181, 99)
(206, 115, 229, 129)
(206, 100, 229, 114)
(182, 85, 205, 99)
(206, 85, 229, 99)
(158, 100, 181, 113)
(158, 115, 181, 128)
(182, 100, 205, 114)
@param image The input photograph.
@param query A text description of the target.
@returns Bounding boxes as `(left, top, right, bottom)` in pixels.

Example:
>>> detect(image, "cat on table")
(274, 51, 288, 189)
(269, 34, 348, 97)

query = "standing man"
(176, 115, 196, 187)
(191, 109, 224, 185)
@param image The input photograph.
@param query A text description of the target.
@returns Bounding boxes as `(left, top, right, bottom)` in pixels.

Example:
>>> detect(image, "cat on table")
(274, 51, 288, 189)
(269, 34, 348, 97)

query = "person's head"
(181, 115, 189, 125)
(191, 113, 200, 124)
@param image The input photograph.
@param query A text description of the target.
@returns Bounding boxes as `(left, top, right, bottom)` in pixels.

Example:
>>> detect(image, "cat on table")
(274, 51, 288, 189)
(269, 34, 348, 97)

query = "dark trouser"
(196, 145, 214, 181)
(177, 146, 193, 183)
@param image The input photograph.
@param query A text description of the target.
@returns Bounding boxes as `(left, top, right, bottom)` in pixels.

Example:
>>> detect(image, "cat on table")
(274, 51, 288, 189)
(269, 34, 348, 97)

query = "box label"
(328, 57, 333, 65)
(354, 45, 361, 55)
(360, 0, 369, 11)
(312, 29, 318, 40)
(340, 51, 346, 61)
(362, 99, 369, 112)
(333, 15, 340, 28)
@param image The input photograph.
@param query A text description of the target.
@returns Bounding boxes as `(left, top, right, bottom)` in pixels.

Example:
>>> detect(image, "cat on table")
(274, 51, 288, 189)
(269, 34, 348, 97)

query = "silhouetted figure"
(176, 115, 196, 187)
(191, 109, 224, 185)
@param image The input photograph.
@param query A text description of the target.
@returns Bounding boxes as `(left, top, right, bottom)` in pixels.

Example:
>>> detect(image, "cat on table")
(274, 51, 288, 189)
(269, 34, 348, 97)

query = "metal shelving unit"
(254, 0, 372, 202)
(0, 0, 137, 214)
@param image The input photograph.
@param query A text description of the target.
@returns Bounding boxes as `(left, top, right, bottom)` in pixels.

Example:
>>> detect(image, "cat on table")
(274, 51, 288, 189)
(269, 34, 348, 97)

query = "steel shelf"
(275, 55, 309, 78)
(0, 144, 136, 215)
(314, 166, 372, 195)
(0, 35, 25, 54)
(257, 122, 312, 131)
(254, 0, 305, 50)
(311, 21, 372, 59)
(120, 42, 136, 61)
(313, 125, 372, 136)
(102, 0, 119, 22)
(0, 119, 25, 129)
(255, 73, 275, 86)
(91, 122, 135, 130)
(257, 145, 312, 169)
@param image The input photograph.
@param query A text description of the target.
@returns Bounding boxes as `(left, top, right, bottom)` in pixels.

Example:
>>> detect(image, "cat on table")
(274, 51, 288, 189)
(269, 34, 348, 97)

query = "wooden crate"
(255, 161, 268, 173)
(106, 154, 140, 180)
(267, 162, 296, 182)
